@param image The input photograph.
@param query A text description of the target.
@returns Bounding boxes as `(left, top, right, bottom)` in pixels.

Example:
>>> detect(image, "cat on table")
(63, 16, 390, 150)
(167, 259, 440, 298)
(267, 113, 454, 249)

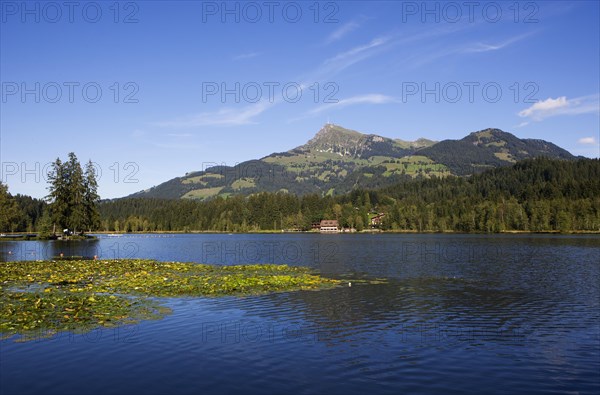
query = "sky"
(1, 0, 599, 199)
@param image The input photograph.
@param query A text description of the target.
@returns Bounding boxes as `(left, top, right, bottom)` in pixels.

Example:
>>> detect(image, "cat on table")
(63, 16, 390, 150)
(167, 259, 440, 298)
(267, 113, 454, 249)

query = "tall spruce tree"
(46, 153, 100, 235)
(65, 153, 86, 233)
(46, 157, 69, 233)
(83, 160, 100, 231)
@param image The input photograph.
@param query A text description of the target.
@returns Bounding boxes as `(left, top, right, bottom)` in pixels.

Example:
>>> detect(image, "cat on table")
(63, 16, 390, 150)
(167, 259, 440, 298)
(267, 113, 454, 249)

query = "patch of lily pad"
(0, 259, 341, 341)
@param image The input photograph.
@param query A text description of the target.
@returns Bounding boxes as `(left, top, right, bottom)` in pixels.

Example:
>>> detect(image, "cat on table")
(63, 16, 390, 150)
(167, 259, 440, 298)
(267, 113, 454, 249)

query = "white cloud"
(325, 22, 360, 44)
(578, 137, 597, 145)
(518, 94, 600, 121)
(326, 37, 388, 63)
(462, 33, 533, 53)
(404, 31, 535, 69)
(308, 94, 396, 115)
(519, 96, 568, 118)
(284, 94, 396, 124)
(574, 136, 600, 158)
(155, 101, 272, 128)
(155, 27, 486, 131)
(156, 28, 460, 130)
(157, 34, 395, 129)
(315, 36, 390, 77)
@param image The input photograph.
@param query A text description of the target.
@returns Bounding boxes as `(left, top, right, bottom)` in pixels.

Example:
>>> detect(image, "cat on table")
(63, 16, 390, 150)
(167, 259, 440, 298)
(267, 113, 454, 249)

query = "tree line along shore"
(2, 157, 599, 235)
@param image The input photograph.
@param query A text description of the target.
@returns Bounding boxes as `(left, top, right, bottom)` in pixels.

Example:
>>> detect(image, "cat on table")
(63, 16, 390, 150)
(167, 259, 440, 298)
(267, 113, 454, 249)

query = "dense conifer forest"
(2, 158, 599, 233)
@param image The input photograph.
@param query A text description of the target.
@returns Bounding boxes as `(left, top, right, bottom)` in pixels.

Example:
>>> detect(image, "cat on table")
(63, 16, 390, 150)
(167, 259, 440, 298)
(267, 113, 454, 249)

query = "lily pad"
(0, 259, 341, 341)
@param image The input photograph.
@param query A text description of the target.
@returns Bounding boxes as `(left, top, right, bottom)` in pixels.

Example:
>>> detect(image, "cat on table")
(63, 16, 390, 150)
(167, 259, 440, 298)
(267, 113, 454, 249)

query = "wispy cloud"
(518, 94, 600, 121)
(286, 94, 396, 123)
(405, 32, 534, 69)
(155, 101, 273, 128)
(308, 94, 396, 115)
(325, 21, 360, 44)
(233, 52, 260, 60)
(326, 37, 388, 64)
(156, 28, 470, 130)
(462, 33, 533, 53)
(315, 36, 391, 77)
(157, 35, 395, 129)
(578, 136, 598, 145)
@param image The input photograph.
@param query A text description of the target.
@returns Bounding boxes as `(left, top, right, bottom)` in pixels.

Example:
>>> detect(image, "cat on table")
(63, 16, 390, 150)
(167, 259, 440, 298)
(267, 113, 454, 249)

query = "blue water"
(1, 234, 599, 394)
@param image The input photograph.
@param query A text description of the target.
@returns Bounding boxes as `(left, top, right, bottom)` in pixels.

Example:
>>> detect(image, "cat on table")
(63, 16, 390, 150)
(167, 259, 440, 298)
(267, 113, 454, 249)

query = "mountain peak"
(301, 124, 435, 158)
(312, 123, 362, 139)
(462, 128, 520, 146)
(302, 125, 390, 158)
(128, 125, 576, 199)
(469, 128, 512, 137)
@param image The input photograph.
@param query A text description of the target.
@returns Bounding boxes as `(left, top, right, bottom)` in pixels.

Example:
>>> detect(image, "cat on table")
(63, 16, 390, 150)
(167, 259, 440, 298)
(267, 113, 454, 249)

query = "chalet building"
(319, 219, 339, 233)
(370, 213, 385, 227)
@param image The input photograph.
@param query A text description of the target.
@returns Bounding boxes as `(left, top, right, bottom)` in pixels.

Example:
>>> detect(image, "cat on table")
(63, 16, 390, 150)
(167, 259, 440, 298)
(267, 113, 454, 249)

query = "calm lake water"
(1, 234, 599, 394)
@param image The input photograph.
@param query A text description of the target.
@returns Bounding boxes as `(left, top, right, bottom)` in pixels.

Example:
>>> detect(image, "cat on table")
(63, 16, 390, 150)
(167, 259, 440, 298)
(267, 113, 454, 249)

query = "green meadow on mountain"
(130, 124, 576, 200)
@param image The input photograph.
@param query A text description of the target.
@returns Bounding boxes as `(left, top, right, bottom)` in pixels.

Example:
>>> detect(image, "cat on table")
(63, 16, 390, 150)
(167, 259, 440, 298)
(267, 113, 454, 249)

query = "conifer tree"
(65, 153, 86, 233)
(46, 157, 69, 233)
(83, 160, 100, 231)
(0, 182, 21, 232)
(46, 153, 100, 235)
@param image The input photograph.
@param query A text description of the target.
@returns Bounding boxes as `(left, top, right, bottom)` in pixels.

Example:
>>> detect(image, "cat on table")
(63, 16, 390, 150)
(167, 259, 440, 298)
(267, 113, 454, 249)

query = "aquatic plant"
(0, 259, 340, 341)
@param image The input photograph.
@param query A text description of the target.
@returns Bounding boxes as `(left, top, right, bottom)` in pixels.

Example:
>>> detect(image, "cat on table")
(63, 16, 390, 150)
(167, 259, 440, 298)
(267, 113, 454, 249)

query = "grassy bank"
(0, 259, 341, 341)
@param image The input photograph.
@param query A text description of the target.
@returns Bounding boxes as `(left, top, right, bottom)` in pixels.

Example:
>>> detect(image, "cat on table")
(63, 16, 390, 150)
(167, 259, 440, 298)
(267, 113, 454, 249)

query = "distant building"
(319, 220, 339, 233)
(370, 213, 385, 227)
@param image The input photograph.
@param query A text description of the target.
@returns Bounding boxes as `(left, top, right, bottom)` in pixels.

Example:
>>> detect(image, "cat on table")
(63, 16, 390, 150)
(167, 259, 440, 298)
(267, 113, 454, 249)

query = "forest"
(1, 157, 599, 233)
(0, 153, 99, 237)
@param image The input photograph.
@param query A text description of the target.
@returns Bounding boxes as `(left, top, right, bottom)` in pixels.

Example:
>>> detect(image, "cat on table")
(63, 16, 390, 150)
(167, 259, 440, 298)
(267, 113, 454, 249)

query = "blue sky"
(1, 0, 599, 199)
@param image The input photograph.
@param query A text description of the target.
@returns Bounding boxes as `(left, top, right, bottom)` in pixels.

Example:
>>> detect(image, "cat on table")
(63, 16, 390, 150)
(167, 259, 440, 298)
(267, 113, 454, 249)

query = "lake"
(1, 234, 599, 394)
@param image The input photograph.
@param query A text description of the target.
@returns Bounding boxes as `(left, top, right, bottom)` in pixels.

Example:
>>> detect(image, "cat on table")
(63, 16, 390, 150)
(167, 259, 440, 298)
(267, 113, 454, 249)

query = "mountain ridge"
(297, 124, 436, 159)
(128, 124, 576, 200)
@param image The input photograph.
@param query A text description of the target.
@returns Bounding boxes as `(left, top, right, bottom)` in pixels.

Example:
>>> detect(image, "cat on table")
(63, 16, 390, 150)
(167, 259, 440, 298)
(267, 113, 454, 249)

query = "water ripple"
(2, 234, 599, 394)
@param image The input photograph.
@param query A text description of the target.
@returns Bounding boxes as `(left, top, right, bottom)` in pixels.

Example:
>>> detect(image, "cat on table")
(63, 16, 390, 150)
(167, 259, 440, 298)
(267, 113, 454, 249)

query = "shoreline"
(0, 234, 97, 241)
(2, 230, 599, 241)
(82, 229, 600, 235)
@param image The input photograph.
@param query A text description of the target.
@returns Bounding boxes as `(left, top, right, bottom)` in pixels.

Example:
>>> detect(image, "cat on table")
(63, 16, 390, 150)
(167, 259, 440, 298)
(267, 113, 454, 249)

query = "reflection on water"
(1, 234, 599, 394)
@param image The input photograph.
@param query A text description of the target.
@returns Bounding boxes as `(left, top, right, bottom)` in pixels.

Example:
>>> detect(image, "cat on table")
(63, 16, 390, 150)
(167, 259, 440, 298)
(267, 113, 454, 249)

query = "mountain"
(419, 128, 575, 175)
(128, 124, 576, 200)
(299, 124, 434, 158)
